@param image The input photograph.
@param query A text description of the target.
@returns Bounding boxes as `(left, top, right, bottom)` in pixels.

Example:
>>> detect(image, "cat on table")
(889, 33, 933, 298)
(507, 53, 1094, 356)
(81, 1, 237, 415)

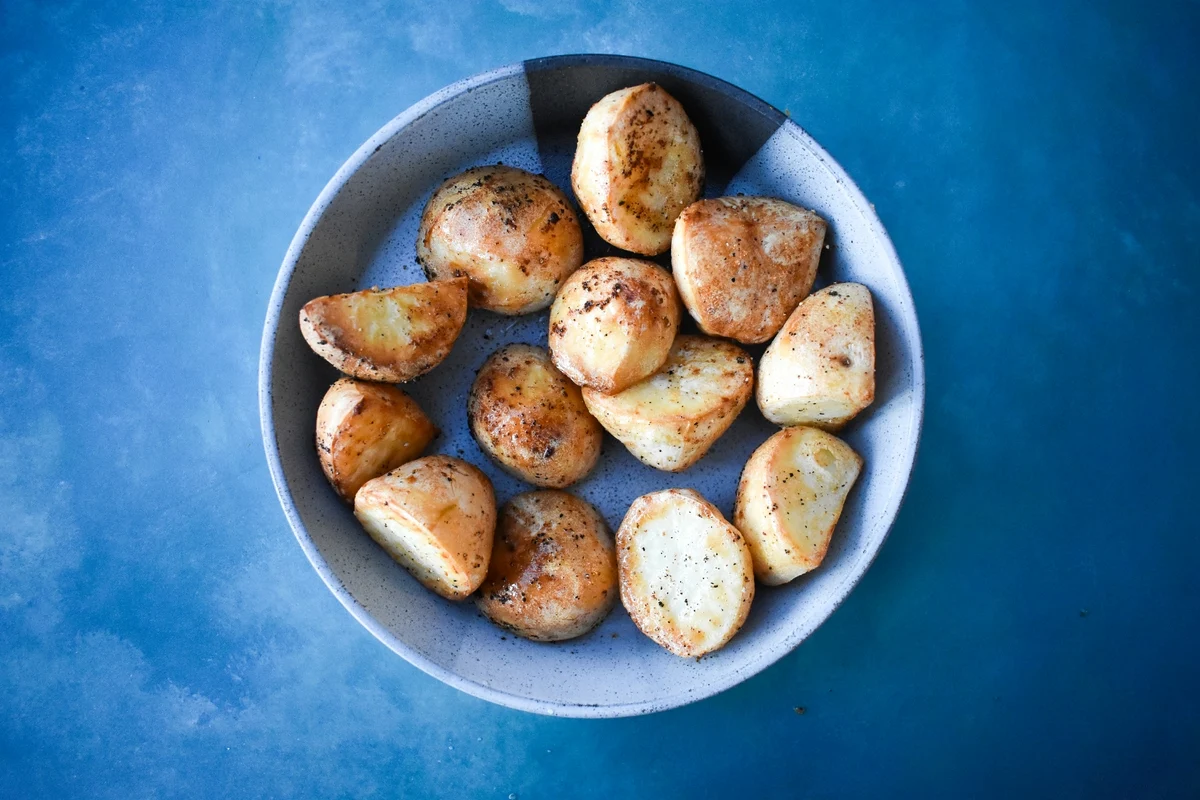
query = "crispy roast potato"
(671, 197, 827, 344)
(734, 426, 862, 585)
(572, 83, 704, 255)
(299, 278, 468, 382)
(548, 257, 681, 394)
(477, 490, 617, 641)
(582, 336, 752, 472)
(417, 166, 584, 315)
(315, 377, 437, 502)
(757, 282, 876, 430)
(354, 455, 496, 600)
(616, 488, 754, 658)
(468, 344, 602, 488)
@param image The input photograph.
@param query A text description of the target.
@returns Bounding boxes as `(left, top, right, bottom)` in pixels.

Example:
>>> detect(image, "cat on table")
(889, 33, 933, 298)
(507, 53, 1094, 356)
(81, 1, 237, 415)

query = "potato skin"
(548, 257, 681, 394)
(672, 197, 827, 344)
(616, 488, 754, 658)
(316, 378, 438, 502)
(477, 491, 617, 642)
(353, 455, 496, 600)
(734, 426, 862, 585)
(299, 278, 468, 382)
(756, 282, 876, 430)
(417, 166, 584, 315)
(468, 344, 602, 488)
(572, 83, 704, 255)
(581, 335, 753, 472)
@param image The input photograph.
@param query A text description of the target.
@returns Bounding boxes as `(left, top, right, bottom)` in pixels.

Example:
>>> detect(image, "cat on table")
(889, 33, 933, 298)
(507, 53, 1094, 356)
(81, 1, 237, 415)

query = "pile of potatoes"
(298, 83, 877, 658)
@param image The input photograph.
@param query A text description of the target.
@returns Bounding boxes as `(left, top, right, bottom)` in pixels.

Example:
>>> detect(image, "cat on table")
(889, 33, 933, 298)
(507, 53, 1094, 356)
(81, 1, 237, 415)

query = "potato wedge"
(354, 455, 495, 600)
(316, 377, 437, 502)
(617, 489, 754, 658)
(468, 344, 602, 488)
(582, 336, 752, 472)
(477, 490, 617, 642)
(548, 257, 681, 394)
(671, 197, 827, 344)
(756, 282, 875, 429)
(734, 426, 862, 585)
(417, 166, 584, 314)
(299, 278, 468, 382)
(572, 83, 704, 255)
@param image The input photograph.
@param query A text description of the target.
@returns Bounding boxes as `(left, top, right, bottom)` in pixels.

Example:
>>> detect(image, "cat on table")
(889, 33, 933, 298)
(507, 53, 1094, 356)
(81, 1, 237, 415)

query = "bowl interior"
(261, 56, 922, 717)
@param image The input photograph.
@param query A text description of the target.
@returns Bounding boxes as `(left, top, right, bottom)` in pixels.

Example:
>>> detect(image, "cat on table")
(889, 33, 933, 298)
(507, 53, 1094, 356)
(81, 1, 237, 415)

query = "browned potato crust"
(477, 491, 617, 641)
(548, 257, 681, 394)
(299, 278, 468, 382)
(581, 335, 753, 472)
(316, 377, 437, 502)
(671, 196, 827, 343)
(354, 455, 496, 600)
(417, 166, 584, 314)
(572, 83, 704, 256)
(468, 344, 602, 488)
(616, 488, 754, 658)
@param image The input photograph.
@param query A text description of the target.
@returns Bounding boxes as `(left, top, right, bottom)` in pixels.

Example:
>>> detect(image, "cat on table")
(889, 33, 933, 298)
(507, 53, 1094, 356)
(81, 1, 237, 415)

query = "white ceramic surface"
(259, 55, 924, 717)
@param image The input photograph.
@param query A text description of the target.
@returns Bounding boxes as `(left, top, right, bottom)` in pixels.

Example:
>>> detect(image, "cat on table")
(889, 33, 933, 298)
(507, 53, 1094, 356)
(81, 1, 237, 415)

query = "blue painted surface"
(1, 1, 1197, 796)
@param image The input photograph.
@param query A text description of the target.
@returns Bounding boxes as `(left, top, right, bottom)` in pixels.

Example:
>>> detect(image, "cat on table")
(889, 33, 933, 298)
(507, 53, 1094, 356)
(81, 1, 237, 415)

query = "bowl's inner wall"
(266, 60, 920, 713)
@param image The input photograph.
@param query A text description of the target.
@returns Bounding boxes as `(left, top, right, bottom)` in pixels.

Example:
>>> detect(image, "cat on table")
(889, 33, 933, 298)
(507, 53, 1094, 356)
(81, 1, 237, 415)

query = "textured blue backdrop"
(2, 1, 1198, 797)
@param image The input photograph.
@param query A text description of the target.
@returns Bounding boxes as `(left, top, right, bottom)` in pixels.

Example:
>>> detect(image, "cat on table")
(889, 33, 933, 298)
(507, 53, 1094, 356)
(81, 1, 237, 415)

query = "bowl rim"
(258, 54, 926, 717)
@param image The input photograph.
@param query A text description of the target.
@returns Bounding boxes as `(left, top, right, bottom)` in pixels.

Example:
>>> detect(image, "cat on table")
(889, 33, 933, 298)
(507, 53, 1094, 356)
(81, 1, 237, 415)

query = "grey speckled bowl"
(259, 55, 924, 717)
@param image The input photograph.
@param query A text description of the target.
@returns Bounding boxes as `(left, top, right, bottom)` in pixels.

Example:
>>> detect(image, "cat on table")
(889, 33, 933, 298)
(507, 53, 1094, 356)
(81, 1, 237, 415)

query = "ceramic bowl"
(259, 55, 924, 717)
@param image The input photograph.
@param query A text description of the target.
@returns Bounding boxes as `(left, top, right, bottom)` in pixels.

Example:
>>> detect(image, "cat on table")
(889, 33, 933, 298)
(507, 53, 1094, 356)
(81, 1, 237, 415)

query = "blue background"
(3, 1, 1198, 797)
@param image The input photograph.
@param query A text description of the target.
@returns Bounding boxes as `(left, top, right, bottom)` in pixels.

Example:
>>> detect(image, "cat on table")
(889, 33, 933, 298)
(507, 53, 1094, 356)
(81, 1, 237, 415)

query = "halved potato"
(299, 278, 468, 382)
(477, 490, 617, 641)
(581, 335, 752, 472)
(671, 196, 827, 344)
(572, 83, 704, 255)
(316, 377, 438, 502)
(353, 455, 495, 600)
(734, 426, 862, 585)
(548, 257, 681, 394)
(417, 166, 584, 314)
(468, 344, 602, 488)
(757, 282, 875, 429)
(617, 488, 754, 658)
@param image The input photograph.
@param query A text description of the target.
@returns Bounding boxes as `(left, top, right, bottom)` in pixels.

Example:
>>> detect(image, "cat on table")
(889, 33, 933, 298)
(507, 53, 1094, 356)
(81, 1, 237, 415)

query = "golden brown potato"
(417, 166, 584, 314)
(477, 490, 617, 641)
(671, 196, 827, 344)
(757, 282, 875, 430)
(353, 455, 496, 600)
(468, 344, 602, 488)
(734, 426, 862, 585)
(548, 257, 681, 394)
(581, 336, 752, 472)
(572, 83, 704, 255)
(315, 377, 438, 502)
(616, 488, 754, 658)
(299, 278, 468, 383)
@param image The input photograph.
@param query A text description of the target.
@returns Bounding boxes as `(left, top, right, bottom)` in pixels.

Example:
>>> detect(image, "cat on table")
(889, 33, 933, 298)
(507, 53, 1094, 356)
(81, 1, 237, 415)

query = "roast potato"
(734, 426, 862, 585)
(354, 455, 496, 600)
(477, 490, 617, 641)
(468, 344, 602, 488)
(616, 488, 754, 658)
(417, 166, 584, 315)
(671, 196, 827, 344)
(756, 282, 875, 429)
(316, 377, 438, 502)
(582, 335, 752, 472)
(572, 83, 704, 255)
(548, 257, 681, 394)
(299, 278, 468, 382)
